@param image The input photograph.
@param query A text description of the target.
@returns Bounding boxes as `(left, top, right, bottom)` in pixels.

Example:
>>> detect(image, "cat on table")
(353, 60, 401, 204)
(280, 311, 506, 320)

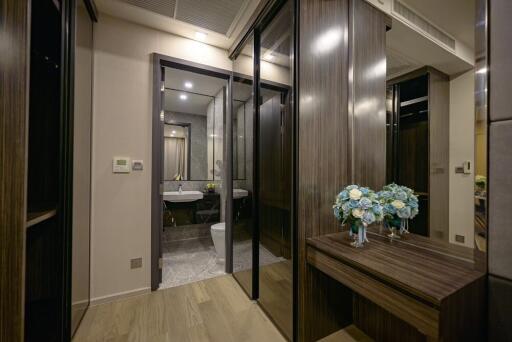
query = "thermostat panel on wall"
(113, 157, 131, 173)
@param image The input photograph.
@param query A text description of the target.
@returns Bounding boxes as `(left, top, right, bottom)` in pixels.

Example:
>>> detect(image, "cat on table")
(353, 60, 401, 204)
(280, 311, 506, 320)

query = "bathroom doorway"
(151, 55, 233, 290)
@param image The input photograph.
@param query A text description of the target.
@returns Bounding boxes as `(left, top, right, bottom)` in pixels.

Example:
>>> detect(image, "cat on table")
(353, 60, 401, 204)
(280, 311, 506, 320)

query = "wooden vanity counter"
(306, 231, 486, 341)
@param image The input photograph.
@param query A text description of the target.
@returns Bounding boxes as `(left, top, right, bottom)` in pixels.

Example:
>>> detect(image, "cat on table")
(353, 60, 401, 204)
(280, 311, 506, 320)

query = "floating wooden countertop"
(306, 231, 485, 307)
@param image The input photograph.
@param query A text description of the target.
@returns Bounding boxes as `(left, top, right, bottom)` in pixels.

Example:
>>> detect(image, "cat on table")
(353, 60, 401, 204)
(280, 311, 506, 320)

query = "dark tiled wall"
(489, 0, 512, 339)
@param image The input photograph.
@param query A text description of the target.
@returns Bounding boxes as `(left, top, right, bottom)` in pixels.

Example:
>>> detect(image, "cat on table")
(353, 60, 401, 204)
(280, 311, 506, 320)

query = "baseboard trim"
(90, 287, 151, 306)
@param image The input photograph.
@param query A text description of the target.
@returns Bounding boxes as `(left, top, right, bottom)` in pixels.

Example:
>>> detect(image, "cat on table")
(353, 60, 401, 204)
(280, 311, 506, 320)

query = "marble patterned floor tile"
(160, 237, 286, 290)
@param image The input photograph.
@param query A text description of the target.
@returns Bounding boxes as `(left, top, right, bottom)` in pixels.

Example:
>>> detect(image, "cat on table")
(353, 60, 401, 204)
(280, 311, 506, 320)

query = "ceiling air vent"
(119, 0, 176, 18)
(175, 0, 248, 36)
(393, 0, 456, 51)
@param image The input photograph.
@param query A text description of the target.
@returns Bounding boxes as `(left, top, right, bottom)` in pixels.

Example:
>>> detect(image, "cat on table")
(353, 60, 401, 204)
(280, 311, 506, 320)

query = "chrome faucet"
(178, 184, 183, 194)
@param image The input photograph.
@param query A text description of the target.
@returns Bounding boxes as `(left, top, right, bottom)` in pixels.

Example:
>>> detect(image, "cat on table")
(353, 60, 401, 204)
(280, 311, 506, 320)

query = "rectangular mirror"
(368, 0, 487, 267)
(164, 67, 226, 181)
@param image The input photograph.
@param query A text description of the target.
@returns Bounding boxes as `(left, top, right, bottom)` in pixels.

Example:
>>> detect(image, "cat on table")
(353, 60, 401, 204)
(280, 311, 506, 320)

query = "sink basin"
(163, 191, 203, 203)
(233, 189, 249, 199)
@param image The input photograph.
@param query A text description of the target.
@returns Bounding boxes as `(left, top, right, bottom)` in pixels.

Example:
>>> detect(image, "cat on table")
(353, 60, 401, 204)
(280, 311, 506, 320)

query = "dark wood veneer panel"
(298, 0, 350, 339)
(307, 232, 484, 305)
(350, 0, 387, 189)
(0, 0, 29, 341)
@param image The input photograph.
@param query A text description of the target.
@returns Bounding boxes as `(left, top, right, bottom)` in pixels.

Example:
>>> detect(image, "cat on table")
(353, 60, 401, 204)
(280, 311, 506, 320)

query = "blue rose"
(379, 191, 392, 200)
(372, 204, 383, 216)
(339, 190, 349, 200)
(359, 197, 372, 209)
(397, 207, 411, 219)
(408, 200, 419, 208)
(384, 203, 396, 215)
(395, 191, 407, 201)
(362, 211, 376, 225)
(348, 200, 359, 209)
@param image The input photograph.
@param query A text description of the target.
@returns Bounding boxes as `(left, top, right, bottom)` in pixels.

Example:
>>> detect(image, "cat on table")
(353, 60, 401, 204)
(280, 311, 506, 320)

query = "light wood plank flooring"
(73, 275, 286, 342)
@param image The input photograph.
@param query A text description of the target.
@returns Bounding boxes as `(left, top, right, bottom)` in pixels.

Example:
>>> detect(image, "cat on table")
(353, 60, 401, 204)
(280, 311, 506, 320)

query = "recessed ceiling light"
(172, 130, 176, 134)
(195, 31, 207, 41)
(180, 94, 188, 100)
(184, 81, 193, 89)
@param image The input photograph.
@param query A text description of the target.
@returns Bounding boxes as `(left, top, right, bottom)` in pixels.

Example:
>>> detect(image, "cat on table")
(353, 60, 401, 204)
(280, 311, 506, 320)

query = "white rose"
(352, 208, 364, 218)
(391, 200, 405, 209)
(349, 188, 362, 200)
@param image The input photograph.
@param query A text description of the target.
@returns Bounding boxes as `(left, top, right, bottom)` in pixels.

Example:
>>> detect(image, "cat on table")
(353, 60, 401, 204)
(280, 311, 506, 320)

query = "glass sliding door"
(257, 1, 294, 339)
(71, 0, 93, 335)
(232, 36, 255, 297)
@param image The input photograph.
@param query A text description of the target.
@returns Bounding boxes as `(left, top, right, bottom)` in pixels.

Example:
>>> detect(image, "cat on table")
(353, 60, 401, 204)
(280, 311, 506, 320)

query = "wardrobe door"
(71, 1, 93, 335)
(258, 1, 294, 339)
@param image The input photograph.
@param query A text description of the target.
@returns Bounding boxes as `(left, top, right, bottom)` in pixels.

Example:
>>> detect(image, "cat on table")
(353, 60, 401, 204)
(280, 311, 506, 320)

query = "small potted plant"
(378, 183, 419, 239)
(206, 183, 216, 193)
(333, 185, 384, 248)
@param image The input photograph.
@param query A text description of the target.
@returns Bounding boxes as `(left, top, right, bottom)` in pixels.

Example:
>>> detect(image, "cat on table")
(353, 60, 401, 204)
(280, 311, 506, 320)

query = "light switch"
(132, 160, 143, 171)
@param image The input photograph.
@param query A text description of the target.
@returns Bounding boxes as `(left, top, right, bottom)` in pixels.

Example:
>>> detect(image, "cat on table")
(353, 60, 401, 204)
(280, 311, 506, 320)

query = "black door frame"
(151, 54, 233, 290)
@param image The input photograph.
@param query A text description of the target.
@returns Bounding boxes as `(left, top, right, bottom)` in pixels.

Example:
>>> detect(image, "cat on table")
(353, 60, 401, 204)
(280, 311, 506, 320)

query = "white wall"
(91, 14, 233, 301)
(449, 69, 475, 247)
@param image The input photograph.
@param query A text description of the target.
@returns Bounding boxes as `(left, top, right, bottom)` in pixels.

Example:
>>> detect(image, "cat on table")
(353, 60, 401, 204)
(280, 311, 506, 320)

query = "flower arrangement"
(206, 183, 216, 193)
(475, 175, 486, 191)
(333, 185, 384, 247)
(378, 183, 419, 237)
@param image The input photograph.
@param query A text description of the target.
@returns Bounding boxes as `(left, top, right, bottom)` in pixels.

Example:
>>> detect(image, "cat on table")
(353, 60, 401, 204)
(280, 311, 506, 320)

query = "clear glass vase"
(350, 222, 368, 248)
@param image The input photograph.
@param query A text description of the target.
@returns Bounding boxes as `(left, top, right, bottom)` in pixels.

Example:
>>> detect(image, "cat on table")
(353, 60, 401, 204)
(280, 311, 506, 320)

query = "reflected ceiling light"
(179, 94, 188, 100)
(172, 130, 176, 134)
(184, 81, 193, 89)
(476, 67, 488, 75)
(195, 31, 207, 41)
(264, 53, 275, 61)
(312, 27, 343, 55)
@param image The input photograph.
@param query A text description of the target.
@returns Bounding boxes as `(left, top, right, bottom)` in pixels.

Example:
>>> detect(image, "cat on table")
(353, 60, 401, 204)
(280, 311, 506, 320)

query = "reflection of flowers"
(378, 183, 419, 225)
(475, 175, 486, 190)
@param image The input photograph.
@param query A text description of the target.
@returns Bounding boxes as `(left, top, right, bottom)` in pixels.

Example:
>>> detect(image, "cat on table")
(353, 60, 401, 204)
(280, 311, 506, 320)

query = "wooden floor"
(73, 275, 286, 342)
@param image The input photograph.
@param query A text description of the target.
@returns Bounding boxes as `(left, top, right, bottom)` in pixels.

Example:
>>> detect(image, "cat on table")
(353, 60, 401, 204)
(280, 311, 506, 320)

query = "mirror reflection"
(377, 0, 484, 256)
(164, 67, 227, 181)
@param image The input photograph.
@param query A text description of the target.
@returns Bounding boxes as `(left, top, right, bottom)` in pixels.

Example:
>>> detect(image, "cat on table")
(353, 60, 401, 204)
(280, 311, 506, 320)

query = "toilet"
(210, 222, 225, 262)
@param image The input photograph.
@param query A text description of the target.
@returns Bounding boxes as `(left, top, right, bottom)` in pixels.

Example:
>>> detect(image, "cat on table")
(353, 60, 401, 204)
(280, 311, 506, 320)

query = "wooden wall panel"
(298, 0, 351, 340)
(0, 0, 29, 340)
(350, 0, 387, 189)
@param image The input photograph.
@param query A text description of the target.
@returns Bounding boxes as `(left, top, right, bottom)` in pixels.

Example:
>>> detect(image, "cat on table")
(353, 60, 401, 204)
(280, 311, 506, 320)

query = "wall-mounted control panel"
(113, 157, 131, 173)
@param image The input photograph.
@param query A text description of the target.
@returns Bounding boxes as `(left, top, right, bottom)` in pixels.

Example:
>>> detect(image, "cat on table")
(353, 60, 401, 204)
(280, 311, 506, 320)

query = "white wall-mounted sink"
(163, 191, 203, 203)
(233, 189, 249, 199)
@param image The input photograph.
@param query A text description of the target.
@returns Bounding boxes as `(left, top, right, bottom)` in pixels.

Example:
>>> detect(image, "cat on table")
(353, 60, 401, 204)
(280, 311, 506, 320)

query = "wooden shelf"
(26, 209, 57, 228)
(400, 95, 428, 107)
(306, 231, 486, 340)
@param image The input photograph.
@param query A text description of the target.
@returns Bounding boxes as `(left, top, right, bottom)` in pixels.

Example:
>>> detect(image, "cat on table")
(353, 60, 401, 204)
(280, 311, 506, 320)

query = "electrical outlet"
(130, 257, 142, 269)
(455, 235, 465, 243)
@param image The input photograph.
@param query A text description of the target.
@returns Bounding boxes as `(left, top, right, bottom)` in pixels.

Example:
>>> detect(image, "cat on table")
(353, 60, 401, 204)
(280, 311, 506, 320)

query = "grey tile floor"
(160, 237, 284, 289)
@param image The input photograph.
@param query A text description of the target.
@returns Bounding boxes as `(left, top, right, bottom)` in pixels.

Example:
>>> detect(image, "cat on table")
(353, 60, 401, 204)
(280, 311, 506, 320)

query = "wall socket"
(130, 257, 142, 269)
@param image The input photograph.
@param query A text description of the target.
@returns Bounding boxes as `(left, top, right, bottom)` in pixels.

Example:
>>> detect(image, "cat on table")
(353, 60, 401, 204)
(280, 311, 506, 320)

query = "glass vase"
(399, 218, 410, 236)
(385, 217, 401, 240)
(350, 222, 369, 248)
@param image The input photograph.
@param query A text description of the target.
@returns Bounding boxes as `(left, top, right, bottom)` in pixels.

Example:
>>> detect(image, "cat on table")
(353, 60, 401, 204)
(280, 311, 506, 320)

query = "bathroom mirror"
(368, 0, 487, 264)
(163, 67, 226, 181)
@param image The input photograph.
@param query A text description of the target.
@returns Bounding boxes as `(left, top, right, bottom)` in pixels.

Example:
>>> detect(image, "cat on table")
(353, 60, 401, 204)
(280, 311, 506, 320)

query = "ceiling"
(401, 0, 475, 50)
(96, 0, 262, 49)
(386, 9, 474, 79)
